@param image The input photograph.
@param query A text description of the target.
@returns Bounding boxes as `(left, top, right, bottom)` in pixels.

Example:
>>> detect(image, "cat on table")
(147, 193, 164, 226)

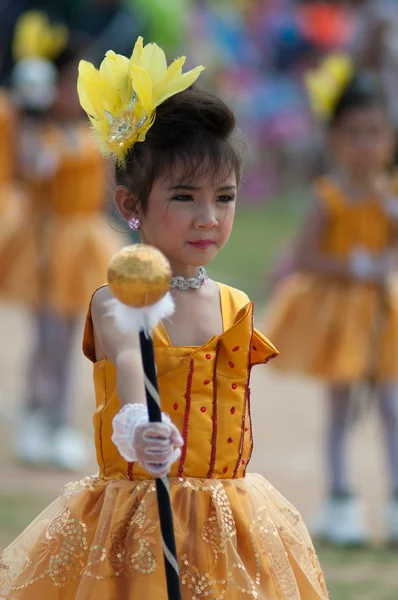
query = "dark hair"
(115, 85, 243, 212)
(329, 72, 388, 128)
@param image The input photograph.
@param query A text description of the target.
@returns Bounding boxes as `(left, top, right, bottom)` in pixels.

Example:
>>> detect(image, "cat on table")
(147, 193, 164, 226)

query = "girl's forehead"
(159, 161, 237, 188)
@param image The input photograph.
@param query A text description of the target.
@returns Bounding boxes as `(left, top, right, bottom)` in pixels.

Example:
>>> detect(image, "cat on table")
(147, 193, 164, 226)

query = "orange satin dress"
(0, 284, 328, 600)
(263, 176, 398, 382)
(0, 122, 123, 314)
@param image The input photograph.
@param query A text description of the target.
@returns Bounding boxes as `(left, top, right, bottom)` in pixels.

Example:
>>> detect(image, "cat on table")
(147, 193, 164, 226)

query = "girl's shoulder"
(215, 281, 253, 330)
(216, 281, 250, 309)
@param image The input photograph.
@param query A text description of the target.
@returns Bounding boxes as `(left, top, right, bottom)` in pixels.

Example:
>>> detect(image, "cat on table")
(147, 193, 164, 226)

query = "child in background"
(264, 72, 398, 546)
(1, 12, 123, 469)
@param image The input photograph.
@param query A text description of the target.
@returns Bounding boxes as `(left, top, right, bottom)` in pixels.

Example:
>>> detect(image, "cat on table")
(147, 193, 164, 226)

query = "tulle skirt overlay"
(0, 475, 327, 600)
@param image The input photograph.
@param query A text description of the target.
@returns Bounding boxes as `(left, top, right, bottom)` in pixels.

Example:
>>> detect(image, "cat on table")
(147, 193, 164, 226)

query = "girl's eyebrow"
(168, 184, 200, 191)
(168, 184, 237, 191)
(217, 185, 237, 192)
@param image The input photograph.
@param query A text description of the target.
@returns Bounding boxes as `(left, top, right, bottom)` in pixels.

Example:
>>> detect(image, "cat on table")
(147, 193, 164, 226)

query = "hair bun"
(148, 86, 235, 145)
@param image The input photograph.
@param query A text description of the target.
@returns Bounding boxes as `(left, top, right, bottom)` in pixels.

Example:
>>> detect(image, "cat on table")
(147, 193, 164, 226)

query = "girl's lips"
(188, 240, 214, 249)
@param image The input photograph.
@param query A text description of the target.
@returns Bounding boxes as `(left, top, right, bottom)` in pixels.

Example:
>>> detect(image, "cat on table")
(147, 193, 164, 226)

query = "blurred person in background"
(0, 0, 148, 83)
(262, 63, 398, 546)
(0, 11, 123, 470)
(351, 0, 398, 134)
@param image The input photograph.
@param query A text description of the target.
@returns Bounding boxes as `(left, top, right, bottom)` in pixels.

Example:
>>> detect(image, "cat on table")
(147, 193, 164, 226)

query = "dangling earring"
(128, 216, 140, 231)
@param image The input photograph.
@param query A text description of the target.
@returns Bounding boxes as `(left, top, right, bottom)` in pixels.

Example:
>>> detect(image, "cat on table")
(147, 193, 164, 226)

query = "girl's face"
(116, 162, 237, 276)
(330, 106, 395, 176)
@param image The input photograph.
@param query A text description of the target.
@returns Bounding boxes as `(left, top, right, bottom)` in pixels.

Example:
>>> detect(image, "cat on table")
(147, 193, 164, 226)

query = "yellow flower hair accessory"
(77, 36, 205, 164)
(305, 53, 353, 120)
(12, 10, 68, 62)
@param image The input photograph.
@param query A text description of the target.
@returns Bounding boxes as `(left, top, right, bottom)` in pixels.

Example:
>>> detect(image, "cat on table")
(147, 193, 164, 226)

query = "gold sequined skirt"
(0, 474, 327, 600)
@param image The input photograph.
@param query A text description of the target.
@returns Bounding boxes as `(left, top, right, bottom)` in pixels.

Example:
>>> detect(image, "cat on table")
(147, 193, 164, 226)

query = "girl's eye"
(172, 194, 193, 202)
(217, 195, 235, 203)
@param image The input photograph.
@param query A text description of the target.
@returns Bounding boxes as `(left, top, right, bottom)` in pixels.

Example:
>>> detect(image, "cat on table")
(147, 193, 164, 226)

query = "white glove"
(112, 403, 183, 478)
(349, 248, 378, 281)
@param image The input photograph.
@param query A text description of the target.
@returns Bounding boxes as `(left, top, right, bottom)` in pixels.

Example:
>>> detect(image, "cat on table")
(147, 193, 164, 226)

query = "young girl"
(0, 37, 328, 600)
(1, 12, 123, 469)
(263, 73, 398, 545)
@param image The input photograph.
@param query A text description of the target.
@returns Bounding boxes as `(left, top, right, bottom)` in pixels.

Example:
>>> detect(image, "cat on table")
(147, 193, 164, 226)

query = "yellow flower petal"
(130, 65, 153, 114)
(78, 60, 119, 117)
(130, 36, 144, 66)
(153, 56, 185, 98)
(77, 61, 101, 118)
(139, 42, 168, 84)
(100, 51, 131, 106)
(154, 65, 205, 107)
(77, 36, 204, 162)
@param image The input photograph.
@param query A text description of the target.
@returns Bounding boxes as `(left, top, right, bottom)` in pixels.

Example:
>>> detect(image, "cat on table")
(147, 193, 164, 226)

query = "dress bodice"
(26, 123, 106, 215)
(315, 176, 398, 257)
(83, 283, 278, 480)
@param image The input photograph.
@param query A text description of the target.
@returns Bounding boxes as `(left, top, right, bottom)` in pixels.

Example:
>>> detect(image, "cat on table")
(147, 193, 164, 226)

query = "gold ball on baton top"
(107, 244, 172, 308)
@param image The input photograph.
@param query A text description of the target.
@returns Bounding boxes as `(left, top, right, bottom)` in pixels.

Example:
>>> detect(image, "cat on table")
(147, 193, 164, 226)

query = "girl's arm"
(91, 286, 183, 477)
(91, 286, 146, 408)
(295, 196, 350, 279)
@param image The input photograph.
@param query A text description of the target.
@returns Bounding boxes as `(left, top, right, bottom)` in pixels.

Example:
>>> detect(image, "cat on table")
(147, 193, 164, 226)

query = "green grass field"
(317, 545, 398, 599)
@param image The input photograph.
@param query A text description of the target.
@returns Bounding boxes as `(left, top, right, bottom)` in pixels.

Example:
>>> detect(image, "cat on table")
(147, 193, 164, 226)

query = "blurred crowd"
(188, 0, 398, 201)
(0, 0, 397, 202)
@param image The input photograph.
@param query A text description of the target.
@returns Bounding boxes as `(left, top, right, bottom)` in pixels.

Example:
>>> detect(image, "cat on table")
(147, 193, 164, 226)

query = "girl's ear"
(114, 186, 139, 221)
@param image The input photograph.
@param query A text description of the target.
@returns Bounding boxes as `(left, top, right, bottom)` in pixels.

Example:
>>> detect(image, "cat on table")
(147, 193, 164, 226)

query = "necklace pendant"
(171, 267, 208, 291)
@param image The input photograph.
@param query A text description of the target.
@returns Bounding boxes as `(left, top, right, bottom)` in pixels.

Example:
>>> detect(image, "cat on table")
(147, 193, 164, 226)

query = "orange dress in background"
(263, 176, 398, 382)
(0, 121, 123, 314)
(0, 284, 328, 600)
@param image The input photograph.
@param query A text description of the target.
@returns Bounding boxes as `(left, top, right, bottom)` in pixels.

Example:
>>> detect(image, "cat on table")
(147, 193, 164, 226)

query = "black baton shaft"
(139, 330, 182, 600)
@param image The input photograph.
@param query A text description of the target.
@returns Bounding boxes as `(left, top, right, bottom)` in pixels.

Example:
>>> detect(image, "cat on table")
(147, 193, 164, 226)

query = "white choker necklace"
(171, 267, 208, 291)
